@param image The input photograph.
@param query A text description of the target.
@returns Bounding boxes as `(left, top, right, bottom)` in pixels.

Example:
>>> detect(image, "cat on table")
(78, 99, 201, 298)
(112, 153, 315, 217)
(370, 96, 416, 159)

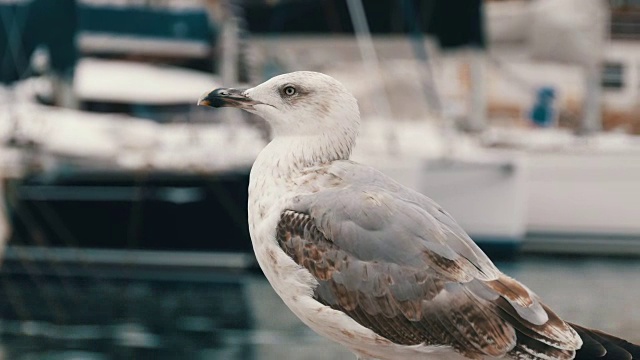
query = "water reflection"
(0, 265, 253, 360)
(0, 255, 638, 360)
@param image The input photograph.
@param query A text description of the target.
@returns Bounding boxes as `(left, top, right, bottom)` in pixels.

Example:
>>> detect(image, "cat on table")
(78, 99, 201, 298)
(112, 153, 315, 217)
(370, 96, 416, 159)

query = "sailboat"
(483, 0, 640, 255)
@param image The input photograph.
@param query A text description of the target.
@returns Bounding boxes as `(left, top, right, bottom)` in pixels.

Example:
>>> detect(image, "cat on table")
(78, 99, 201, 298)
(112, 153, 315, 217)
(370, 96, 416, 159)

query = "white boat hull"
(360, 150, 528, 256)
(524, 150, 640, 254)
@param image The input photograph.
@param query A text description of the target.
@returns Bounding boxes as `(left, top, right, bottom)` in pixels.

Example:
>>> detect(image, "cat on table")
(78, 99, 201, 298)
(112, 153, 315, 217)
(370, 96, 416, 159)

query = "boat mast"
(345, 0, 398, 156)
(580, 0, 609, 135)
(204, 0, 242, 85)
(467, 48, 487, 133)
(205, 0, 244, 126)
(581, 64, 603, 134)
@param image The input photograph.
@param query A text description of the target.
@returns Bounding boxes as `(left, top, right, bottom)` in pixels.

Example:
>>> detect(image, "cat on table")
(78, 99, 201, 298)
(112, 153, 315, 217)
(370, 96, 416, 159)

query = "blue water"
(0, 255, 638, 360)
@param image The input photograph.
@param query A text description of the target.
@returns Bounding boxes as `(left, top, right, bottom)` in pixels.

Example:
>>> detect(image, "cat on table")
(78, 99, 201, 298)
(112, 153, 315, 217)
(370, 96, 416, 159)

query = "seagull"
(198, 71, 640, 360)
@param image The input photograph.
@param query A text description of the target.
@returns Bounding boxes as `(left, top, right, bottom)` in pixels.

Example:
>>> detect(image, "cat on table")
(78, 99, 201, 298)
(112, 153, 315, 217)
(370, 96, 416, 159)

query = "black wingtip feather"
(572, 325, 607, 358)
(571, 323, 640, 360)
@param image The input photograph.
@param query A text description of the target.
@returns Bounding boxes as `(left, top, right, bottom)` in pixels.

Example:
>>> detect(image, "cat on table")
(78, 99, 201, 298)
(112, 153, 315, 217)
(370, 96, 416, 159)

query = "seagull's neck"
(248, 131, 354, 228)
(253, 131, 355, 180)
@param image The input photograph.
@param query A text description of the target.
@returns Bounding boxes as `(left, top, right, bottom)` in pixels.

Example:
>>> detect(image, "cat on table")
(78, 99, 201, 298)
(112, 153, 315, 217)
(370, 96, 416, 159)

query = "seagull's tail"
(570, 323, 640, 360)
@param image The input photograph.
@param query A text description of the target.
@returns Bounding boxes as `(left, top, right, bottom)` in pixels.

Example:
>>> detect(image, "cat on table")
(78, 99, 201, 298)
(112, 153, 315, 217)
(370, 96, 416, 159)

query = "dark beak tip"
(198, 87, 256, 109)
(207, 97, 231, 108)
(198, 88, 228, 108)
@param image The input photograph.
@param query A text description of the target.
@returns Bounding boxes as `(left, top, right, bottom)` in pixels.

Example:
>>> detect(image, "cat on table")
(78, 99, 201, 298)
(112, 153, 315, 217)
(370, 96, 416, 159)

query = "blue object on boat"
(529, 86, 556, 127)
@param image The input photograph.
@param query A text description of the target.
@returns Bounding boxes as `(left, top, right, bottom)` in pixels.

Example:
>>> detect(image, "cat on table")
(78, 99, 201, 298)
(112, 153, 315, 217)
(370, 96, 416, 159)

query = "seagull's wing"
(279, 162, 600, 359)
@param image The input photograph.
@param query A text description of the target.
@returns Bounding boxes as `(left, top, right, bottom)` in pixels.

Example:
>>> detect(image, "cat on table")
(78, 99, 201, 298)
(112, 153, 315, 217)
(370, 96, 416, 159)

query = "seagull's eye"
(283, 86, 296, 96)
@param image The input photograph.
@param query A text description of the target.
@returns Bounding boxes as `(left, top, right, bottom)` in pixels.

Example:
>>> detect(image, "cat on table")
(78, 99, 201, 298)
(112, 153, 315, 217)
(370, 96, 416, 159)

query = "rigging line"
(4, 184, 84, 317)
(120, 167, 151, 282)
(4, 173, 114, 311)
(1, 235, 68, 324)
(401, 0, 442, 115)
(0, 273, 32, 324)
(0, 3, 34, 81)
(345, 0, 398, 155)
(487, 56, 537, 94)
(126, 169, 148, 250)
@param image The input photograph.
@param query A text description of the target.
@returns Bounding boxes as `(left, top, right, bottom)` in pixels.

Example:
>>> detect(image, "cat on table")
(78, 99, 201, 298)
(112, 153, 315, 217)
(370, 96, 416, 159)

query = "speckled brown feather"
(277, 210, 520, 359)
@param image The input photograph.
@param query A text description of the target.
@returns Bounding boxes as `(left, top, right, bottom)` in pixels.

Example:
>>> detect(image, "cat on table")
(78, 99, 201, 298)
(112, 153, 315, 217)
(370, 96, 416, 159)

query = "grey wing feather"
(290, 161, 500, 281)
(280, 161, 583, 359)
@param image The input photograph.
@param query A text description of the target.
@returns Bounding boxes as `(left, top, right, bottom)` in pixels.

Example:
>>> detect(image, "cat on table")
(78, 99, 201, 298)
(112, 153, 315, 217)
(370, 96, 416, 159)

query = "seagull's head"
(198, 71, 360, 138)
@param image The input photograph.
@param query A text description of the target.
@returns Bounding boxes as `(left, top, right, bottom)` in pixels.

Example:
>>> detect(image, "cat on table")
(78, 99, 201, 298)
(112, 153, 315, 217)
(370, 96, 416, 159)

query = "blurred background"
(0, 0, 639, 359)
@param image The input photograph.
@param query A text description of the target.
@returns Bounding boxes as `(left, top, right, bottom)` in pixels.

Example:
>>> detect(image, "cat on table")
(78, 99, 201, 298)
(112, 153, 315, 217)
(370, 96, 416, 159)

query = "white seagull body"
(198, 71, 640, 360)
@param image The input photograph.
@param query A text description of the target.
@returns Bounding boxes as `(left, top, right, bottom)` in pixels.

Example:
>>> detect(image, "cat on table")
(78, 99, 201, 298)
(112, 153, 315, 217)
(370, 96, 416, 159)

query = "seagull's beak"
(197, 88, 260, 109)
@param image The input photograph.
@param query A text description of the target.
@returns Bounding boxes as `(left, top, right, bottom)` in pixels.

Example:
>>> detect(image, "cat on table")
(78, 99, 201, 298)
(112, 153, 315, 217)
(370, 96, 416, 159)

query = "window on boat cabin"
(601, 62, 625, 90)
